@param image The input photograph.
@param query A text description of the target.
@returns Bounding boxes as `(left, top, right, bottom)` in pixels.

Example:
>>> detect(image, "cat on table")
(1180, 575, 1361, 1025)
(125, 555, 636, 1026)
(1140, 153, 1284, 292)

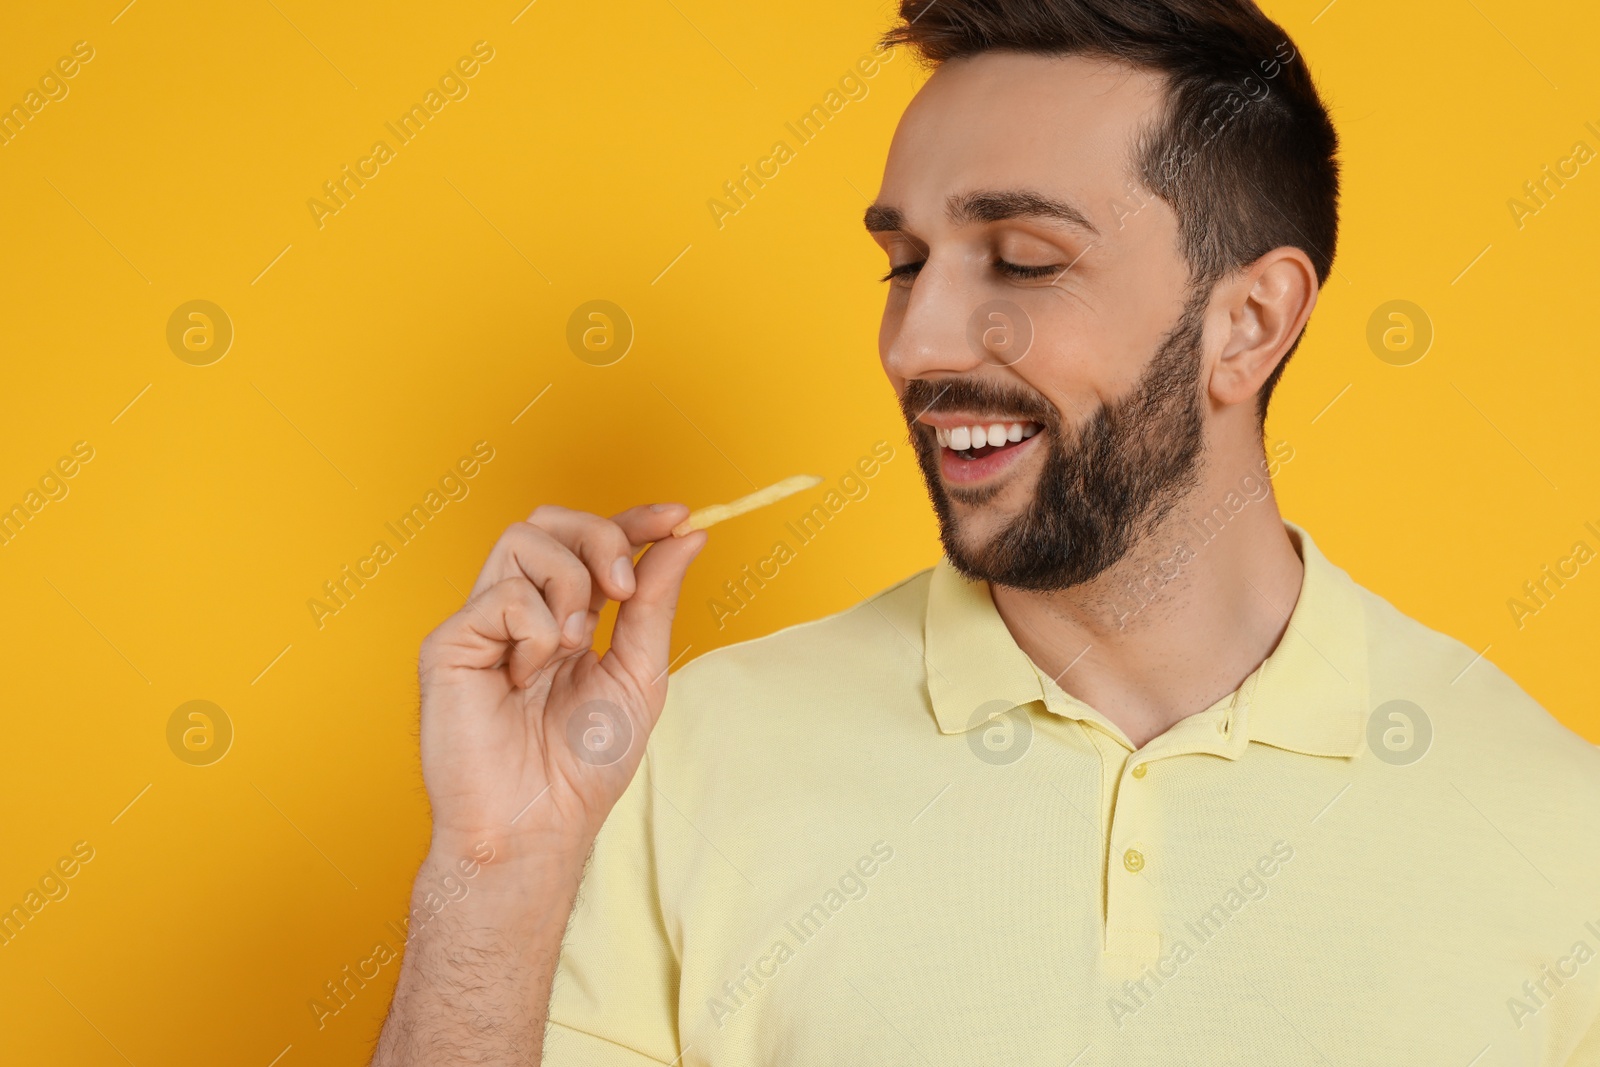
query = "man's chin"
(936, 505, 1021, 568)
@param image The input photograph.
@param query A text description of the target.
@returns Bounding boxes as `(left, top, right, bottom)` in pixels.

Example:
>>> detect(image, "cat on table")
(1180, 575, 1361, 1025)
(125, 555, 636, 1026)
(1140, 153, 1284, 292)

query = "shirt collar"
(923, 518, 1368, 759)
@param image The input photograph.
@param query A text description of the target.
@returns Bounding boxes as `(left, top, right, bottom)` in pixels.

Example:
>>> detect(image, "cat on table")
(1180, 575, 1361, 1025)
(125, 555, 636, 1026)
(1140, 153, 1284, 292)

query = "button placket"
(1104, 748, 1162, 960)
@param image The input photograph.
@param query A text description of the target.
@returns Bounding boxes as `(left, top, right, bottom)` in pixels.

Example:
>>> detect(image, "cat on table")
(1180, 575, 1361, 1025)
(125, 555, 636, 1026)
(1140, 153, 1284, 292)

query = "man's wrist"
(391, 838, 586, 964)
(426, 824, 594, 877)
(415, 828, 593, 923)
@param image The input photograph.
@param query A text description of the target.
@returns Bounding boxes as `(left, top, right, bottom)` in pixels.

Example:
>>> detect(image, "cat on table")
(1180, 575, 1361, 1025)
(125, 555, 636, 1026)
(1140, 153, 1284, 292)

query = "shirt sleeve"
(541, 740, 681, 1067)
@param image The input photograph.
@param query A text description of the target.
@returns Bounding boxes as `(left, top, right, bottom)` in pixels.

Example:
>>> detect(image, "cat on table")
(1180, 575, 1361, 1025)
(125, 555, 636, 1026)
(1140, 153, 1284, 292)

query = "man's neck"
(989, 460, 1305, 751)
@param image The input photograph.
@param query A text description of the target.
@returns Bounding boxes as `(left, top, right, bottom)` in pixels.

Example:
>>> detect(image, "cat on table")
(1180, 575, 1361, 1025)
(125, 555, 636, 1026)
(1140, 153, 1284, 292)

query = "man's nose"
(881, 262, 990, 382)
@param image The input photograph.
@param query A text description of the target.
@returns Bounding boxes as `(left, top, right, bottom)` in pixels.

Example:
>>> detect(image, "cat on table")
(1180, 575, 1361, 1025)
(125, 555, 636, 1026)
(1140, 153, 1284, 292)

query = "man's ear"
(1206, 247, 1318, 408)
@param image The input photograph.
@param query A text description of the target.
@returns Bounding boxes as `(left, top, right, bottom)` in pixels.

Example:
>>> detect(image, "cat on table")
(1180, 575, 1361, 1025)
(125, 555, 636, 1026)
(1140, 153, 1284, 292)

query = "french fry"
(672, 474, 823, 537)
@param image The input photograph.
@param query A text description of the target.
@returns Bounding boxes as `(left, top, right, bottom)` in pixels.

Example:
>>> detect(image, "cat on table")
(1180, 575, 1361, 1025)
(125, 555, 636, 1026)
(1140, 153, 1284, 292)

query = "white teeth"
(933, 420, 1043, 451)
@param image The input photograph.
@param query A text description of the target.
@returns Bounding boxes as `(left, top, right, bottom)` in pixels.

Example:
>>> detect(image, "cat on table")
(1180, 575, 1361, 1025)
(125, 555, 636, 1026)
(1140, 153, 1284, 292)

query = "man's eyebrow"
(863, 188, 1101, 238)
(949, 189, 1102, 236)
(862, 202, 906, 234)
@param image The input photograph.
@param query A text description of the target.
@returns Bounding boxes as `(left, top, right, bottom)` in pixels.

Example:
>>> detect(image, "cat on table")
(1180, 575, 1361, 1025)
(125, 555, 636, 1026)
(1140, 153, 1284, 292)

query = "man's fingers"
(425, 576, 563, 690)
(596, 503, 692, 617)
(530, 502, 692, 616)
(525, 505, 644, 602)
(470, 523, 594, 650)
(607, 527, 707, 691)
(465, 504, 696, 656)
(609, 502, 691, 551)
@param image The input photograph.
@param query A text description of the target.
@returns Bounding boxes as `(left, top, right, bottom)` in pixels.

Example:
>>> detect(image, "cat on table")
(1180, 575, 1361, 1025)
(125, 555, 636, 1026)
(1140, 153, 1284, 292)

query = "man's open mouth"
(934, 420, 1042, 461)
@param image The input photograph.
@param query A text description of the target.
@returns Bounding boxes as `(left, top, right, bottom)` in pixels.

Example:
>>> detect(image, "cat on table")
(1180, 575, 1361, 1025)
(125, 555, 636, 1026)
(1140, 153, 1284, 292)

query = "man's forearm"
(371, 837, 587, 1066)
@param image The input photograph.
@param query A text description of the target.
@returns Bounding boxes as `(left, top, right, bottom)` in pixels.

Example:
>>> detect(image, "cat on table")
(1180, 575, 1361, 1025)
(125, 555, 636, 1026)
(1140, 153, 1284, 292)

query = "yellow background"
(2, 0, 1595, 1062)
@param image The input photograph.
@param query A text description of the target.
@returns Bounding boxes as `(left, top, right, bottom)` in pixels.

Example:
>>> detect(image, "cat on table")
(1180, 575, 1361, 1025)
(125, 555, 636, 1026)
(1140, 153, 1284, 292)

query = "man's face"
(869, 52, 1212, 591)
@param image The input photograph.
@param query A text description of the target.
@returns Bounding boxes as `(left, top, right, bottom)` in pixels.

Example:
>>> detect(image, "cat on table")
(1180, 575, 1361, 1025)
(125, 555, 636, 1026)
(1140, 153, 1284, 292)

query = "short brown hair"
(880, 0, 1341, 423)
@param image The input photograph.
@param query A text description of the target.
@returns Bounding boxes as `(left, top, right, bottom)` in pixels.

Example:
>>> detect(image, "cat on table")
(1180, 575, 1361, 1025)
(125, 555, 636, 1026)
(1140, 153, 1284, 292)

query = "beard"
(901, 285, 1209, 592)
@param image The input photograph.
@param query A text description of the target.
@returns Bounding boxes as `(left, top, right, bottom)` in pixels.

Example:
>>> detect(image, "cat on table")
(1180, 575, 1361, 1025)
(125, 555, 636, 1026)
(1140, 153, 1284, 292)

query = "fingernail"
(562, 611, 585, 644)
(611, 556, 635, 594)
(649, 503, 668, 512)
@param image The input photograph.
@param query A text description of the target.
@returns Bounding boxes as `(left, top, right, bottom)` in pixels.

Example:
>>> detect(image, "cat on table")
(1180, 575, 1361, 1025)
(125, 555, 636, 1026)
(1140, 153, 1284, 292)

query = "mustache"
(899, 378, 1061, 430)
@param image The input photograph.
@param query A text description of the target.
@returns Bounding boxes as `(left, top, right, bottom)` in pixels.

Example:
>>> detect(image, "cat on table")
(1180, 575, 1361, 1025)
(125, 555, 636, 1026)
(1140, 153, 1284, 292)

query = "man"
(373, 0, 1600, 1063)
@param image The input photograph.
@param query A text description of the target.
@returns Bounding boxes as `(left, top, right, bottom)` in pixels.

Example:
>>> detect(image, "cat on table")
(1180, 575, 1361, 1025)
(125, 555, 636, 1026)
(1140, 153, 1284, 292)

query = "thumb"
(607, 528, 708, 693)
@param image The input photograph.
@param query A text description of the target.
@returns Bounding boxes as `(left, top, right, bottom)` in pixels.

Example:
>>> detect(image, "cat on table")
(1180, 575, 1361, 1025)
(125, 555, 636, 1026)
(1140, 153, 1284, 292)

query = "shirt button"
(1131, 763, 1147, 779)
(1123, 848, 1145, 873)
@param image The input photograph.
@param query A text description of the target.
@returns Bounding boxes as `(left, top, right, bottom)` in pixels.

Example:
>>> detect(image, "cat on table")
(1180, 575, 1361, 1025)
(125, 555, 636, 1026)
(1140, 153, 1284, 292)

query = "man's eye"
(879, 259, 1062, 285)
(995, 259, 1061, 280)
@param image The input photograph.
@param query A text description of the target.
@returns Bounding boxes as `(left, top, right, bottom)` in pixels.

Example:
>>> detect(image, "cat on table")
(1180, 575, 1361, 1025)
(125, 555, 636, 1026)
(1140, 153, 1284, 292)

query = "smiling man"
(371, 2, 1600, 1065)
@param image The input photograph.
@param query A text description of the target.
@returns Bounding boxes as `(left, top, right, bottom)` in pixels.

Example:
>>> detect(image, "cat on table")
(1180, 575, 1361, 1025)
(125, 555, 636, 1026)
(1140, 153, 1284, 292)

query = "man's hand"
(419, 501, 707, 855)
(372, 501, 706, 1066)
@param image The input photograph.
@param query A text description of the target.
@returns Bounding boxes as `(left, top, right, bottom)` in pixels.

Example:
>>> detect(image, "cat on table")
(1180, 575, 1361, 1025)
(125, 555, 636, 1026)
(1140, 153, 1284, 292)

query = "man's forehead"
(899, 50, 1167, 139)
(876, 52, 1166, 229)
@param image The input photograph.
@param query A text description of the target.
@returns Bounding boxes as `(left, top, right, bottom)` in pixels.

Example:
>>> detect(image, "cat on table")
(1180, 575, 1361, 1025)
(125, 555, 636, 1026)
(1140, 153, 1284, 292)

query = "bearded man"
(373, 2, 1600, 1064)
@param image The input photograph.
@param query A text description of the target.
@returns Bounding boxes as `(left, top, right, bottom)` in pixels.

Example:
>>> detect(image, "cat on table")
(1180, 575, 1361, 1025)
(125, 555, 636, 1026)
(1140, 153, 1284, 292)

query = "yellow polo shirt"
(544, 520, 1600, 1065)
